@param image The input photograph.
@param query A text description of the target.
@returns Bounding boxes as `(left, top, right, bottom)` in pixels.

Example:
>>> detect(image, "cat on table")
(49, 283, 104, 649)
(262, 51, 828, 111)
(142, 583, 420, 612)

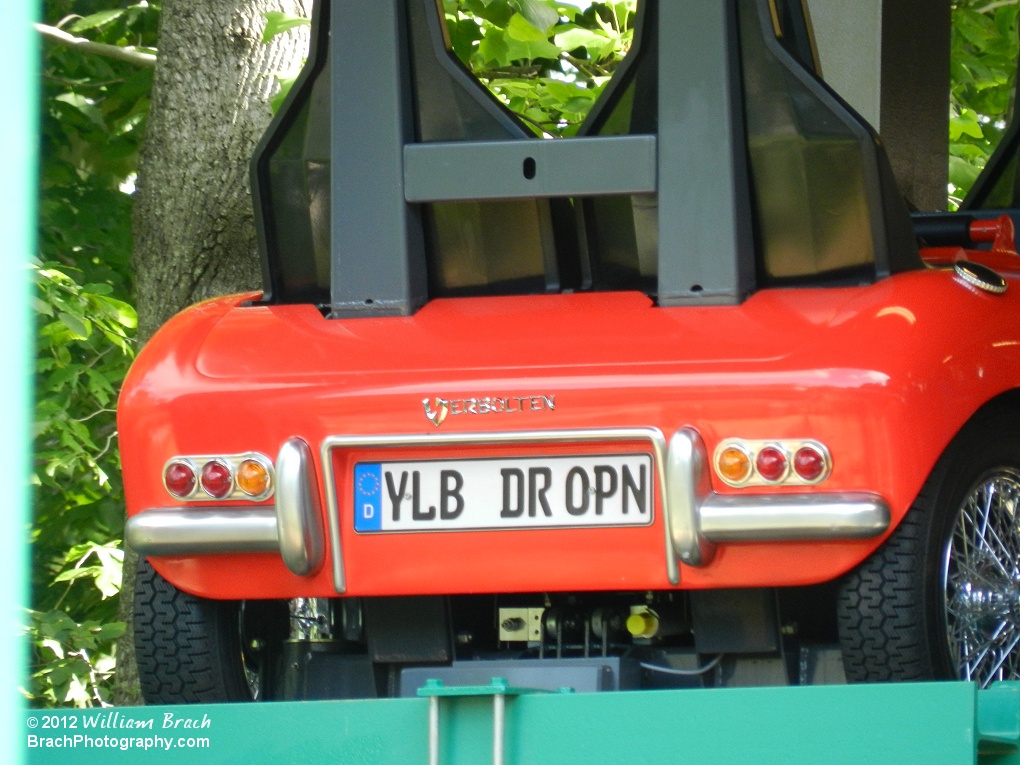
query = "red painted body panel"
(118, 266, 1020, 599)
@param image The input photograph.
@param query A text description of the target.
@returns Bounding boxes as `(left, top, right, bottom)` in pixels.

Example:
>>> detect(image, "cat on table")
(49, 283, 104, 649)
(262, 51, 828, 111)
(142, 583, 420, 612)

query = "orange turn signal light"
(236, 458, 272, 498)
(717, 445, 753, 485)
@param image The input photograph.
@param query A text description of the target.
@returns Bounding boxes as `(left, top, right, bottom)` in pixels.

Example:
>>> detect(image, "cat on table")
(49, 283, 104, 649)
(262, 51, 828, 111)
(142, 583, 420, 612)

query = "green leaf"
(463, 0, 514, 27)
(270, 75, 299, 114)
(949, 155, 984, 190)
(45, 366, 81, 391)
(554, 26, 613, 58)
(478, 30, 512, 66)
(950, 107, 987, 140)
(92, 622, 126, 643)
(515, 0, 560, 34)
(38, 611, 78, 640)
(543, 79, 585, 103)
(33, 296, 55, 317)
(562, 96, 596, 114)
(447, 16, 485, 64)
(950, 142, 989, 160)
(505, 35, 563, 61)
(40, 639, 65, 661)
(68, 9, 126, 33)
(506, 12, 549, 42)
(490, 79, 535, 97)
(54, 94, 104, 128)
(262, 12, 310, 43)
(57, 312, 91, 340)
(94, 296, 138, 329)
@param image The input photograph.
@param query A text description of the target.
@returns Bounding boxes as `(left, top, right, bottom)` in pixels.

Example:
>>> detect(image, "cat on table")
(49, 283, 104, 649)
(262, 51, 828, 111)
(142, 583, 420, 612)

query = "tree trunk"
(115, 0, 311, 706)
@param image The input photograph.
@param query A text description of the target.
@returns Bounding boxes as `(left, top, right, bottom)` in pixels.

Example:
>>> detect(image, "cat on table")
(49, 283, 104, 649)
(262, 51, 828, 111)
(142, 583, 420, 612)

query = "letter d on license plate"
(353, 454, 653, 533)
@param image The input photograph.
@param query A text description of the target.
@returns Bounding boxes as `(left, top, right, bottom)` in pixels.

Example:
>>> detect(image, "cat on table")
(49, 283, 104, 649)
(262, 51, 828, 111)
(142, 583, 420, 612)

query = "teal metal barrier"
(6, 2, 37, 765)
(21, 681, 1020, 764)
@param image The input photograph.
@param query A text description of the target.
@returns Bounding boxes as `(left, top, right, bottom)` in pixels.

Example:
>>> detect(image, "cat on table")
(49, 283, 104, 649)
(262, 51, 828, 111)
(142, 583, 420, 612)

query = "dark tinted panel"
(576, 1, 657, 293)
(252, 2, 331, 305)
(409, 0, 563, 297)
(740, 0, 877, 283)
(425, 200, 554, 296)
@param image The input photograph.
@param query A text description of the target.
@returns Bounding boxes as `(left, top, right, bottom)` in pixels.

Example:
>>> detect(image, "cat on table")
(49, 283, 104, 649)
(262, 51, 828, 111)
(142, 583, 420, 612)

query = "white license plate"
(353, 454, 653, 533)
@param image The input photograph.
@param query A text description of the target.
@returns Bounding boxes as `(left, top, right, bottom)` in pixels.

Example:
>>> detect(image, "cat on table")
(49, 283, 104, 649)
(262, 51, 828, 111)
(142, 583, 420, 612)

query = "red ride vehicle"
(121, 0, 1020, 702)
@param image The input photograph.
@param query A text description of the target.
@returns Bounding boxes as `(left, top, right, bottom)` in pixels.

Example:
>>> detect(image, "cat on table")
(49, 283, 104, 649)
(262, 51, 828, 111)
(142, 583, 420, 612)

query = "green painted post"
(5, 1, 36, 763)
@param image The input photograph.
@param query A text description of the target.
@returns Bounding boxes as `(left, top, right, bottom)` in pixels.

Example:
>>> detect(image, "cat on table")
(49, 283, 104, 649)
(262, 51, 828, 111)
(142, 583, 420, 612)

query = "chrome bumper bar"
(127, 429, 890, 585)
(699, 493, 890, 542)
(126, 507, 280, 554)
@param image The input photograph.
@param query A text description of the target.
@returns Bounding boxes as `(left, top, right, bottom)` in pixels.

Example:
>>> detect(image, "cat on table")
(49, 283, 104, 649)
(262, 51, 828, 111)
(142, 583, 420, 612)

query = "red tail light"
(200, 460, 234, 499)
(793, 444, 827, 482)
(163, 460, 197, 499)
(755, 445, 789, 483)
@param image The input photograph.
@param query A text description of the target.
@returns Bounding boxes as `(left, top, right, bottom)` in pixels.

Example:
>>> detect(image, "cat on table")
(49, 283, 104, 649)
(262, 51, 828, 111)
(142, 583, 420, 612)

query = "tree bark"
(115, 0, 311, 706)
(132, 0, 311, 339)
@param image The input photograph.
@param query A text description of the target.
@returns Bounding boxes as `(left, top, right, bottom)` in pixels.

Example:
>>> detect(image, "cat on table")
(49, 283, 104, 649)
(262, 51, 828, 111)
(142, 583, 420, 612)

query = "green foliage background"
(950, 0, 1019, 206)
(443, 0, 635, 136)
(31, 0, 156, 707)
(29, 0, 1020, 706)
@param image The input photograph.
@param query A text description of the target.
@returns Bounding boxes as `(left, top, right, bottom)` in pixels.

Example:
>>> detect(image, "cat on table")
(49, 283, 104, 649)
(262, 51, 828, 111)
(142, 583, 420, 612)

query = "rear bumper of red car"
(126, 427, 890, 592)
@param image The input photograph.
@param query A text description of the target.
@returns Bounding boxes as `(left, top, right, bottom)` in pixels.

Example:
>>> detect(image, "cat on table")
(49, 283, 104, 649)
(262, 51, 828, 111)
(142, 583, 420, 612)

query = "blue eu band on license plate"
(353, 454, 653, 533)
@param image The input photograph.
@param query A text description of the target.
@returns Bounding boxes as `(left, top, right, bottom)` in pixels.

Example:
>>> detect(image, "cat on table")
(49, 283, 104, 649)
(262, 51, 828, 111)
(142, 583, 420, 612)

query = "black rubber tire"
(838, 408, 1020, 684)
(134, 557, 274, 704)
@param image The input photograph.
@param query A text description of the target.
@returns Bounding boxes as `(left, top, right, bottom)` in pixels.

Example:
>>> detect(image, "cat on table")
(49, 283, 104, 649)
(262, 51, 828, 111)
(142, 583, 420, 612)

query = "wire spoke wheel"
(942, 469, 1020, 688)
